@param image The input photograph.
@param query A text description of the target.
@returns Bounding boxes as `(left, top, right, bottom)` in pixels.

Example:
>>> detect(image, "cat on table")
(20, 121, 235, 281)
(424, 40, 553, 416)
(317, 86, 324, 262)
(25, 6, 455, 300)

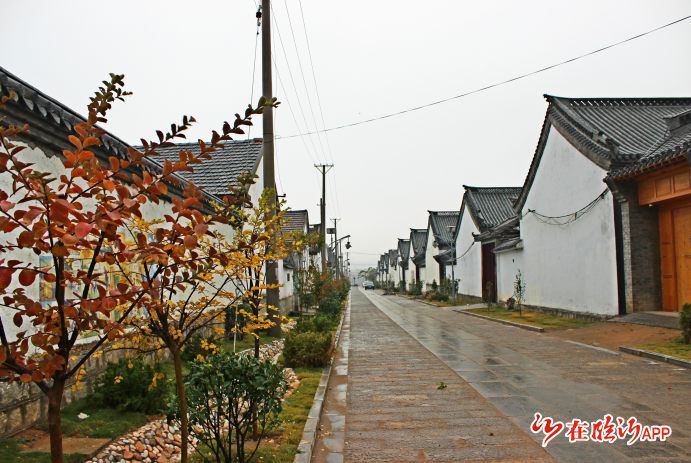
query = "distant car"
(363, 281, 375, 290)
(353, 283, 358, 286)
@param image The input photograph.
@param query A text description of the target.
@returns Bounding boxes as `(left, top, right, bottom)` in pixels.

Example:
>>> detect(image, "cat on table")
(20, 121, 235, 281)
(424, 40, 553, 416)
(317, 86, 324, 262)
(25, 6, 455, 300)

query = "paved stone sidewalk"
(345, 289, 554, 462)
(363, 290, 691, 462)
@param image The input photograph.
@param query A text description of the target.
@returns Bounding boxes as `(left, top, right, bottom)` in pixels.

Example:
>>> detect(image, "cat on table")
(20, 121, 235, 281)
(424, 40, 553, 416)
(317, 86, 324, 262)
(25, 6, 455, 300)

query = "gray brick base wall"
(610, 180, 662, 312)
(497, 300, 613, 321)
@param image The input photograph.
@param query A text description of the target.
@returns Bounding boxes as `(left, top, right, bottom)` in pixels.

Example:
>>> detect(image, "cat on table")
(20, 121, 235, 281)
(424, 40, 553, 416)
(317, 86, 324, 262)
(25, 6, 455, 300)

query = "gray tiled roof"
(388, 249, 398, 268)
(428, 211, 460, 247)
(0, 66, 222, 209)
(516, 96, 691, 210)
(143, 139, 263, 196)
(463, 186, 521, 234)
(398, 239, 411, 263)
(609, 107, 691, 178)
(410, 228, 428, 258)
(550, 97, 691, 157)
(281, 210, 309, 233)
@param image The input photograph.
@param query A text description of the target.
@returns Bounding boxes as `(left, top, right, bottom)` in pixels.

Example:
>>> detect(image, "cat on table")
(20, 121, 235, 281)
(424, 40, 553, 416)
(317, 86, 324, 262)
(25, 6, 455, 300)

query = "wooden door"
(660, 210, 677, 311)
(673, 206, 691, 310)
(481, 243, 497, 303)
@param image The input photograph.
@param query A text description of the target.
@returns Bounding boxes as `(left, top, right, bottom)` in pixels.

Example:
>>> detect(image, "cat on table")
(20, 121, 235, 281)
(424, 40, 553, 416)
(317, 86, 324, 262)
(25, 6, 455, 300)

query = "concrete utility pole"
(332, 218, 340, 278)
(262, 0, 281, 338)
(315, 164, 333, 271)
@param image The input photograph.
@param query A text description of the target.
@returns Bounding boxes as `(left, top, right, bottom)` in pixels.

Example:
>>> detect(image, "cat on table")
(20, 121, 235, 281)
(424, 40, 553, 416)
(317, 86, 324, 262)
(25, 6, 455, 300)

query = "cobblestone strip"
(345, 289, 553, 463)
(296, 294, 350, 463)
(370, 291, 691, 462)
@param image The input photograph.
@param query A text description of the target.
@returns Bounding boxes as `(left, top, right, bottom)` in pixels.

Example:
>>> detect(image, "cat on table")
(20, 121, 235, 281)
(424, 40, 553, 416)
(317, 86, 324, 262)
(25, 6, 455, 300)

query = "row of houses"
(379, 94, 691, 319)
(0, 66, 333, 323)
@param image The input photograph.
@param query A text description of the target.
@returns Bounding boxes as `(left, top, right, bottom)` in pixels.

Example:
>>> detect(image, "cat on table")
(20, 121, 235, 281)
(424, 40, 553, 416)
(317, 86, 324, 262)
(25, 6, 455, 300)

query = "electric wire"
(247, 7, 260, 140)
(278, 15, 691, 139)
(522, 189, 609, 226)
(270, 7, 324, 165)
(297, 0, 343, 219)
(279, 2, 342, 221)
(283, 0, 328, 163)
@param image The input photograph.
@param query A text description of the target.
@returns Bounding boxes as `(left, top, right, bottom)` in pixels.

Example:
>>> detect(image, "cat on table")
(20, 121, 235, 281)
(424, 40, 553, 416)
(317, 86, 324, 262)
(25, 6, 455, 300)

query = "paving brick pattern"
(359, 290, 691, 462)
(345, 289, 554, 462)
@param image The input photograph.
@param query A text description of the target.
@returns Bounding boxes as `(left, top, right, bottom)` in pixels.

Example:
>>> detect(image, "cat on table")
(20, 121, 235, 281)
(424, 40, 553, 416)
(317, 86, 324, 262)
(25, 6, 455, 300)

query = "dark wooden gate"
(481, 242, 497, 303)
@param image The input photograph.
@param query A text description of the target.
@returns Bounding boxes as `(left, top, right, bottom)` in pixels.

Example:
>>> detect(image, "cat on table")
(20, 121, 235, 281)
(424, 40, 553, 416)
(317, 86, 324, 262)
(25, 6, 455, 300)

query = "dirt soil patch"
(549, 321, 681, 354)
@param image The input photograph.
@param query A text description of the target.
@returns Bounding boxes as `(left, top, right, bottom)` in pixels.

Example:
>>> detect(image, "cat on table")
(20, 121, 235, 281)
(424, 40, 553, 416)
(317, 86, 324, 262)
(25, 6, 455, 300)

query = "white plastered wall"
(517, 127, 617, 316)
(453, 207, 482, 298)
(424, 226, 439, 286)
(0, 143, 238, 343)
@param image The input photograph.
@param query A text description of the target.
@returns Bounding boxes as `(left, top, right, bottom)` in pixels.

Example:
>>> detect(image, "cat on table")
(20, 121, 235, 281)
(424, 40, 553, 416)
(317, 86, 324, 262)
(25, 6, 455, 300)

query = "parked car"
(363, 281, 375, 290)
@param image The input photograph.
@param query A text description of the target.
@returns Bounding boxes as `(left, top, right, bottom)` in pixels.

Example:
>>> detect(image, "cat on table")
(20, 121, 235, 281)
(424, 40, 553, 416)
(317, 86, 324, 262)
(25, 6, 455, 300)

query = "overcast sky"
(4, 1, 691, 272)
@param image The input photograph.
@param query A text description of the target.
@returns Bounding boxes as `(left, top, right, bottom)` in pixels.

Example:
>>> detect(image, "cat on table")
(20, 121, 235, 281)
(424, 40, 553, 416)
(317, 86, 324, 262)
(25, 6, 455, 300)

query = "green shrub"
(88, 357, 168, 414)
(313, 313, 338, 332)
(319, 297, 341, 317)
(293, 317, 316, 334)
(680, 303, 691, 344)
(181, 353, 287, 463)
(432, 292, 449, 302)
(283, 331, 333, 367)
(409, 281, 423, 296)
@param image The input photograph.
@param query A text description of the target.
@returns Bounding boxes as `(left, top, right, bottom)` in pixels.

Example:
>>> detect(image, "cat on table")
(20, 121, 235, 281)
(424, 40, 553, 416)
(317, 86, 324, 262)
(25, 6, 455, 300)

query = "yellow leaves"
(114, 375, 123, 384)
(196, 354, 204, 362)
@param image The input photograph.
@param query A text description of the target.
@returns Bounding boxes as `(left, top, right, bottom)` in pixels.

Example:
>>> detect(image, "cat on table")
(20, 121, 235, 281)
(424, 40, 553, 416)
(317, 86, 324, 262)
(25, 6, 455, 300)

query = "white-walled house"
(0, 66, 244, 435)
(280, 210, 311, 314)
(398, 238, 412, 286)
(388, 249, 400, 286)
(501, 95, 691, 318)
(428, 211, 461, 286)
(409, 228, 427, 285)
(452, 186, 521, 302)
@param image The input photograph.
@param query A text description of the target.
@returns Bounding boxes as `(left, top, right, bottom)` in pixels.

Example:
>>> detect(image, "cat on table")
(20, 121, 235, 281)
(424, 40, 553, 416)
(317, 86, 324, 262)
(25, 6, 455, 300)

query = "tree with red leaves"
(0, 74, 277, 463)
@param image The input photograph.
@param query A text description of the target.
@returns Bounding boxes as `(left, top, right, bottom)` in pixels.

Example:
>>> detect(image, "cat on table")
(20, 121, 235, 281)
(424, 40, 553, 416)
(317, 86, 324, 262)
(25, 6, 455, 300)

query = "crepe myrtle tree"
(0, 74, 277, 463)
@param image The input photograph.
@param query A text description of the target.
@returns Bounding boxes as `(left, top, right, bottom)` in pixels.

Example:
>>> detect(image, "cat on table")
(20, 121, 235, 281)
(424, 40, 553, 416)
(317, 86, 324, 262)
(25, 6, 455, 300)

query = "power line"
(247, 6, 260, 140)
(278, 14, 691, 139)
(297, 0, 343, 219)
(270, 7, 324, 164)
(283, 0, 328, 162)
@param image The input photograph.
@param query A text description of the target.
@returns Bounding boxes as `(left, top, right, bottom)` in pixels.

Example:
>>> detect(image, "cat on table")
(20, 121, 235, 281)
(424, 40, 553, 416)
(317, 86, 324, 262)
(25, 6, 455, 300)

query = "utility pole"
(262, 0, 281, 338)
(332, 218, 340, 278)
(314, 164, 333, 272)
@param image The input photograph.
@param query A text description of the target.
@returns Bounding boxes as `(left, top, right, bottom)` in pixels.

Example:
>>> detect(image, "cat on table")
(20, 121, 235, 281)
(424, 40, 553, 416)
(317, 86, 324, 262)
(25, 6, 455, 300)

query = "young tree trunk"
(172, 346, 189, 463)
(48, 378, 65, 463)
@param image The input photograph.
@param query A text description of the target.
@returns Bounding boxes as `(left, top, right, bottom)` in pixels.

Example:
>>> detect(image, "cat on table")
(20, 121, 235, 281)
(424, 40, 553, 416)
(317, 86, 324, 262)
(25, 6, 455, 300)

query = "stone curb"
(294, 294, 349, 463)
(619, 346, 691, 369)
(453, 309, 545, 332)
(396, 294, 458, 309)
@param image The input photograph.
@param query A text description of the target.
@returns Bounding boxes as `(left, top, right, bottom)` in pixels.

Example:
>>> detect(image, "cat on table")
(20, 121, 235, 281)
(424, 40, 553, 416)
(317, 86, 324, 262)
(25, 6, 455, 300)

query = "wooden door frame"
(659, 196, 691, 311)
(481, 241, 497, 303)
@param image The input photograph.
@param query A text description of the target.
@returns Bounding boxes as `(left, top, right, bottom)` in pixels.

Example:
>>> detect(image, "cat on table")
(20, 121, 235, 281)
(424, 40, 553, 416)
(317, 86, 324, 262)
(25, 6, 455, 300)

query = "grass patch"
(36, 400, 149, 439)
(465, 306, 599, 330)
(189, 366, 323, 463)
(634, 338, 691, 361)
(0, 440, 84, 463)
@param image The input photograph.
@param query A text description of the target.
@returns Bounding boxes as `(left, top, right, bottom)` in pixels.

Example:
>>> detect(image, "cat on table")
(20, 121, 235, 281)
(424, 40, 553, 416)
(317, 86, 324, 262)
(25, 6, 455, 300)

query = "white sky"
(4, 1, 691, 272)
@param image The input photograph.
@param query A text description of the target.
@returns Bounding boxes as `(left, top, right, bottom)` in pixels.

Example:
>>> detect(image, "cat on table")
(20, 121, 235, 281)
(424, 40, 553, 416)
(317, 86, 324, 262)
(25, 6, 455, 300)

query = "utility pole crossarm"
(314, 164, 333, 272)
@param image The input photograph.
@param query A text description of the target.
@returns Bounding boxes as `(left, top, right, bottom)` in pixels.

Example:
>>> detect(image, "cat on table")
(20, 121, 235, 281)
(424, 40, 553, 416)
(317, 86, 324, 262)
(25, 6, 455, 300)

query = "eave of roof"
(0, 66, 225, 211)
